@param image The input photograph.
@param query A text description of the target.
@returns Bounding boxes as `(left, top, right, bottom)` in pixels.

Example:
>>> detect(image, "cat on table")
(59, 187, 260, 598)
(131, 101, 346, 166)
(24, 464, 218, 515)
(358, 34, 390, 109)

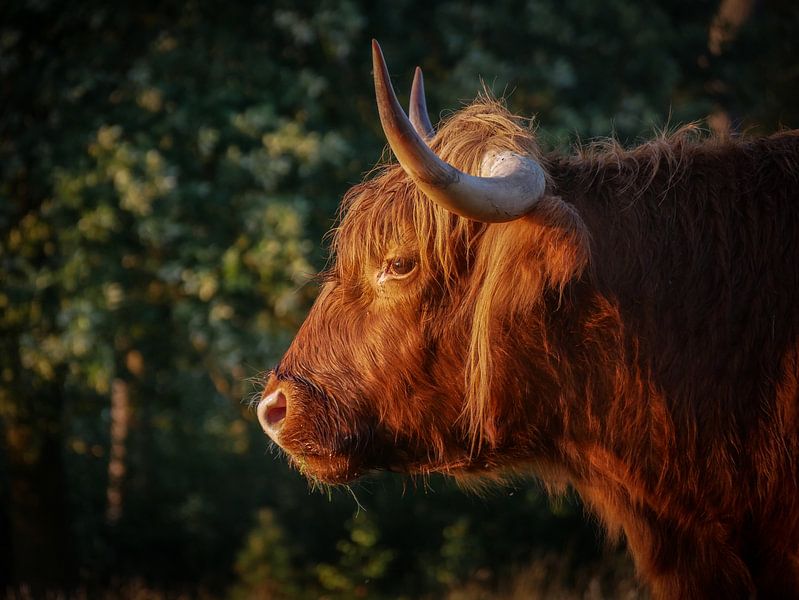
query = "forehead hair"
(330, 97, 545, 285)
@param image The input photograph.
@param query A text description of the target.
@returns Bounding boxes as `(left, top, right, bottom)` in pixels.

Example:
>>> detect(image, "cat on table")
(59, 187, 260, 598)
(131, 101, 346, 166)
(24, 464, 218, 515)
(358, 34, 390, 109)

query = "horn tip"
(411, 67, 425, 98)
(371, 40, 386, 76)
(412, 67, 425, 90)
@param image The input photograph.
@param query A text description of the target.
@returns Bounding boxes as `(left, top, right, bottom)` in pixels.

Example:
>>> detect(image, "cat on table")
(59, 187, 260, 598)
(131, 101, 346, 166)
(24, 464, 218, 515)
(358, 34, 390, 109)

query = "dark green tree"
(0, 0, 795, 595)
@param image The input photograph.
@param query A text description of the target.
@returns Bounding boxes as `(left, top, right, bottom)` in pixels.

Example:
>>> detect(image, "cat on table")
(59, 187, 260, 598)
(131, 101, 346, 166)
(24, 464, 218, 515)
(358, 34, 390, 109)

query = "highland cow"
(257, 41, 799, 598)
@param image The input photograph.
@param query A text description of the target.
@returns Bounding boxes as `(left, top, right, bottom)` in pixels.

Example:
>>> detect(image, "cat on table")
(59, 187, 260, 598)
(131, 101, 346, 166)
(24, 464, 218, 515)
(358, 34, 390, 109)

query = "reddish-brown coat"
(262, 99, 799, 598)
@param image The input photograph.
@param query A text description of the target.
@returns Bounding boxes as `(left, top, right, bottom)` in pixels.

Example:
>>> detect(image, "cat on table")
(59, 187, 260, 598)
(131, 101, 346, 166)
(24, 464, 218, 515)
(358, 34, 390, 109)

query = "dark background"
(1, 0, 797, 597)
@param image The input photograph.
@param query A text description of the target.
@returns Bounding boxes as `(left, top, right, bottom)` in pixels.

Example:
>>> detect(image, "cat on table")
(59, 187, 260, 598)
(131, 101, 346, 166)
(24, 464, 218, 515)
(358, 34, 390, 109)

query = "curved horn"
(371, 39, 546, 223)
(409, 67, 435, 139)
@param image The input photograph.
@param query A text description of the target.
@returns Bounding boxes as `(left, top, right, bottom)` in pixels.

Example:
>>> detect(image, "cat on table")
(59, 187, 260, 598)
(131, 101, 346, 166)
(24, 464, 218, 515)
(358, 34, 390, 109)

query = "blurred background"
(1, 0, 797, 598)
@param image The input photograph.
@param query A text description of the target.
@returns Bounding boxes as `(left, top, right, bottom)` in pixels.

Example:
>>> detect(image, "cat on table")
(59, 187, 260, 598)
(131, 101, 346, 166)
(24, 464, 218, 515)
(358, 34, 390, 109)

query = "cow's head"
(258, 41, 590, 484)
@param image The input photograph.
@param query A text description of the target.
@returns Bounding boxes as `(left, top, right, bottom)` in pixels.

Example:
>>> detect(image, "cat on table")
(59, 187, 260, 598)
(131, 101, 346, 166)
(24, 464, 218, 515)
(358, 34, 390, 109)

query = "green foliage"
(1, 0, 797, 596)
(314, 512, 394, 598)
(229, 508, 298, 600)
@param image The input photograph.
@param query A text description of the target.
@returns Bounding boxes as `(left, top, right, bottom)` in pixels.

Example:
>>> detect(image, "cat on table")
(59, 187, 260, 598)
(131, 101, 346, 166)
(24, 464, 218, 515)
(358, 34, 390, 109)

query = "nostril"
(266, 392, 287, 426)
(266, 407, 286, 425)
(258, 389, 288, 434)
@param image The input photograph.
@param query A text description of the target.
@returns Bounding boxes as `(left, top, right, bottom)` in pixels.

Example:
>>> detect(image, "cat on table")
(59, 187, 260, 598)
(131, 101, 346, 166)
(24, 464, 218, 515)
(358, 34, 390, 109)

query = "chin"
(287, 452, 366, 485)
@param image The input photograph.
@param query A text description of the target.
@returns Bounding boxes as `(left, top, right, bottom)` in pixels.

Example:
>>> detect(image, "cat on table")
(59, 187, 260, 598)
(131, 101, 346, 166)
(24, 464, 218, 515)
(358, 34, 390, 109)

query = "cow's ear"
(472, 195, 590, 317)
(463, 196, 590, 447)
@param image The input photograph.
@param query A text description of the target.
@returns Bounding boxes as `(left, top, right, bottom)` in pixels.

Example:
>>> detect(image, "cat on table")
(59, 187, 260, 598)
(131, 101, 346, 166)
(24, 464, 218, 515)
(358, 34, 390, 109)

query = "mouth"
(280, 437, 399, 485)
(289, 452, 365, 485)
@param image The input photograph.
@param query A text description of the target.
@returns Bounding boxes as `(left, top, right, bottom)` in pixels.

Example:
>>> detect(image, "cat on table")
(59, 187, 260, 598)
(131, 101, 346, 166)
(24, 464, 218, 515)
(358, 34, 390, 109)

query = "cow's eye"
(386, 257, 416, 277)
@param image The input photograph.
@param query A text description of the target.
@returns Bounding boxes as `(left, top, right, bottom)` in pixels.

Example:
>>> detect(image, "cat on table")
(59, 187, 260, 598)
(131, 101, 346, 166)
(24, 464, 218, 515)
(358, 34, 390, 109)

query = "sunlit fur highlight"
(266, 93, 799, 599)
(330, 97, 590, 449)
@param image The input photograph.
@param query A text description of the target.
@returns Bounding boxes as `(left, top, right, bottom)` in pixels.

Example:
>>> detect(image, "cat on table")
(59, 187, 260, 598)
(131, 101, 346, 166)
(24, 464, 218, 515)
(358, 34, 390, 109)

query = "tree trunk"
(106, 378, 130, 523)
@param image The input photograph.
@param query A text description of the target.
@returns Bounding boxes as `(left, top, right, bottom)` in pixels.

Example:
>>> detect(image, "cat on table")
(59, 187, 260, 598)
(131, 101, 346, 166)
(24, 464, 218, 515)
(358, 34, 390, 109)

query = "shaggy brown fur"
(262, 98, 799, 599)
